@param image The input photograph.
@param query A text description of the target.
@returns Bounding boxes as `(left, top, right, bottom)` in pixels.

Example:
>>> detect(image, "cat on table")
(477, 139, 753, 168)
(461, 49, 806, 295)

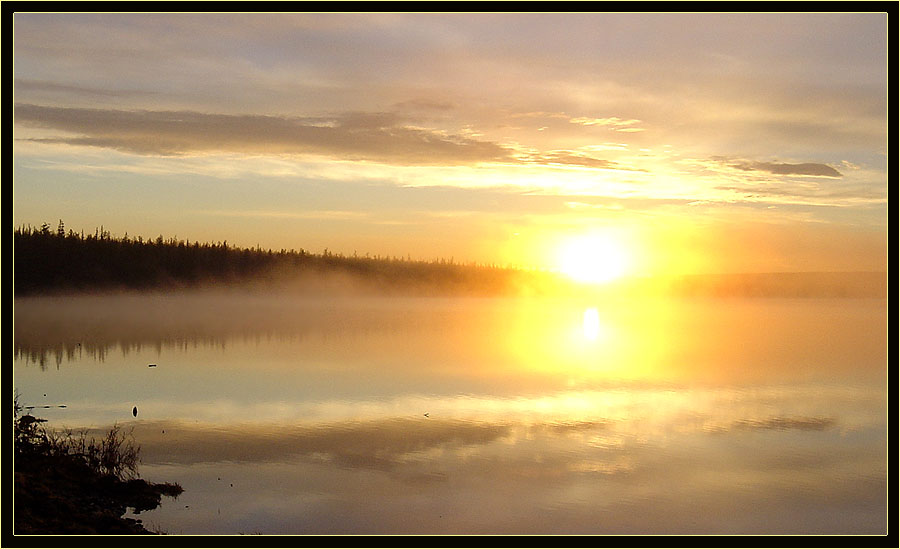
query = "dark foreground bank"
(14, 400, 183, 534)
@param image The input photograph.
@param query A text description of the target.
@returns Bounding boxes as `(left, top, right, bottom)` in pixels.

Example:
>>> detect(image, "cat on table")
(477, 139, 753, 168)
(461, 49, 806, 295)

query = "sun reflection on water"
(582, 307, 601, 341)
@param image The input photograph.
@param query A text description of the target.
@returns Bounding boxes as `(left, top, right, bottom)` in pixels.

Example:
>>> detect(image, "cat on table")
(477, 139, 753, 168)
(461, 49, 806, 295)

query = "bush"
(15, 395, 140, 481)
(14, 392, 183, 534)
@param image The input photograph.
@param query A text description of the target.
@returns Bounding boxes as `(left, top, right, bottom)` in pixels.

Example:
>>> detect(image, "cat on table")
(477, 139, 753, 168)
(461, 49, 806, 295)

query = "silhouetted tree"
(14, 222, 542, 296)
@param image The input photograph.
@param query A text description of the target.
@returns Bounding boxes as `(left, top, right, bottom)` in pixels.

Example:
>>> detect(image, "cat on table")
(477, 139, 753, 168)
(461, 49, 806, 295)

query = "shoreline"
(14, 409, 183, 535)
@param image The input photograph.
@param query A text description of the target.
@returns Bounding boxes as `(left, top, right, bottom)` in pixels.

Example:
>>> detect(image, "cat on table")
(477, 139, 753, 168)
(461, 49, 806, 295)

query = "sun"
(557, 232, 632, 284)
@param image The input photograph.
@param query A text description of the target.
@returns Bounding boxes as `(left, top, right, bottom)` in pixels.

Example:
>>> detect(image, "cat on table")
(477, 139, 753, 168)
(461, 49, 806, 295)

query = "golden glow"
(582, 307, 602, 340)
(557, 232, 632, 284)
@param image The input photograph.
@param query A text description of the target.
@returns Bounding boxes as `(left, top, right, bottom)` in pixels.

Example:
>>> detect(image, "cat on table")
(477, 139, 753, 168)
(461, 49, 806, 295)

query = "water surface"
(13, 291, 887, 534)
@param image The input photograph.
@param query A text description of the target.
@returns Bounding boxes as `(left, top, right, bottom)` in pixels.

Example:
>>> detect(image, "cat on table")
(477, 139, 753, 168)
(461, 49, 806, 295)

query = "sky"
(12, 12, 889, 277)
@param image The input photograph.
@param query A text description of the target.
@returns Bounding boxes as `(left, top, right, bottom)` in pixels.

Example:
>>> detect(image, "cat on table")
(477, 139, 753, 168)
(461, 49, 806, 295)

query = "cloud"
(510, 111, 571, 120)
(14, 78, 160, 99)
(14, 103, 513, 166)
(196, 209, 369, 221)
(514, 150, 647, 172)
(13, 103, 659, 173)
(714, 183, 885, 203)
(569, 116, 644, 132)
(689, 156, 884, 208)
(392, 98, 456, 112)
(520, 151, 621, 170)
(731, 161, 843, 178)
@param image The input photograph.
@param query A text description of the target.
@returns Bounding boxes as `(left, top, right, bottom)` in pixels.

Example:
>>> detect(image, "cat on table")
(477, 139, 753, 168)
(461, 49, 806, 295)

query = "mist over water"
(13, 290, 887, 534)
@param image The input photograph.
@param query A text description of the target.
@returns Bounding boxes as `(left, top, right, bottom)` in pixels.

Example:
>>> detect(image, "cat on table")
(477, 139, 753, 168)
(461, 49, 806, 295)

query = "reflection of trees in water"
(13, 330, 312, 370)
(15, 342, 86, 370)
(13, 295, 467, 370)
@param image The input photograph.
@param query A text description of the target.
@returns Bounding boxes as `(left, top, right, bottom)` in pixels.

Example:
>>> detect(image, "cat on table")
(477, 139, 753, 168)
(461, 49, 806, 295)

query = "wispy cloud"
(517, 150, 629, 170)
(714, 182, 885, 204)
(14, 78, 159, 99)
(731, 161, 843, 178)
(14, 103, 513, 166)
(392, 98, 457, 112)
(570, 116, 644, 132)
(14, 103, 659, 173)
(195, 209, 369, 221)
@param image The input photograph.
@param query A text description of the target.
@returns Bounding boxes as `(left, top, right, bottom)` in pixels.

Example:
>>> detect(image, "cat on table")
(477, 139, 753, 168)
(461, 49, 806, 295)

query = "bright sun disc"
(558, 233, 631, 284)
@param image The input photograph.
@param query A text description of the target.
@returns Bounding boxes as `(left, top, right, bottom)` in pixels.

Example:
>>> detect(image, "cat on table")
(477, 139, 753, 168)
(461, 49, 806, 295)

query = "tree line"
(13, 221, 543, 296)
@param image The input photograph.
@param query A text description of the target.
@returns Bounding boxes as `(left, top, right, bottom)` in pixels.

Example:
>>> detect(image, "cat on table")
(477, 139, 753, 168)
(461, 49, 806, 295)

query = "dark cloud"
(520, 150, 642, 171)
(732, 161, 843, 178)
(14, 103, 512, 166)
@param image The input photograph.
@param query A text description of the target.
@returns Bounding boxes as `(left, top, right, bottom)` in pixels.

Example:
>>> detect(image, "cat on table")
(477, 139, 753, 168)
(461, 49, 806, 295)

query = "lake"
(13, 291, 888, 535)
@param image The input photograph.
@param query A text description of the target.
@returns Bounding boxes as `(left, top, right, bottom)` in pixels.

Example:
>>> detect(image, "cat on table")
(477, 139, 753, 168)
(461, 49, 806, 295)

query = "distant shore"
(13, 222, 545, 297)
(14, 223, 887, 299)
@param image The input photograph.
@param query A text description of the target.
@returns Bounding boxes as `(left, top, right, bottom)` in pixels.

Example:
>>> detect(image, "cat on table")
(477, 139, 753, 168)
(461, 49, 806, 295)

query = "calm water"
(13, 291, 887, 534)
